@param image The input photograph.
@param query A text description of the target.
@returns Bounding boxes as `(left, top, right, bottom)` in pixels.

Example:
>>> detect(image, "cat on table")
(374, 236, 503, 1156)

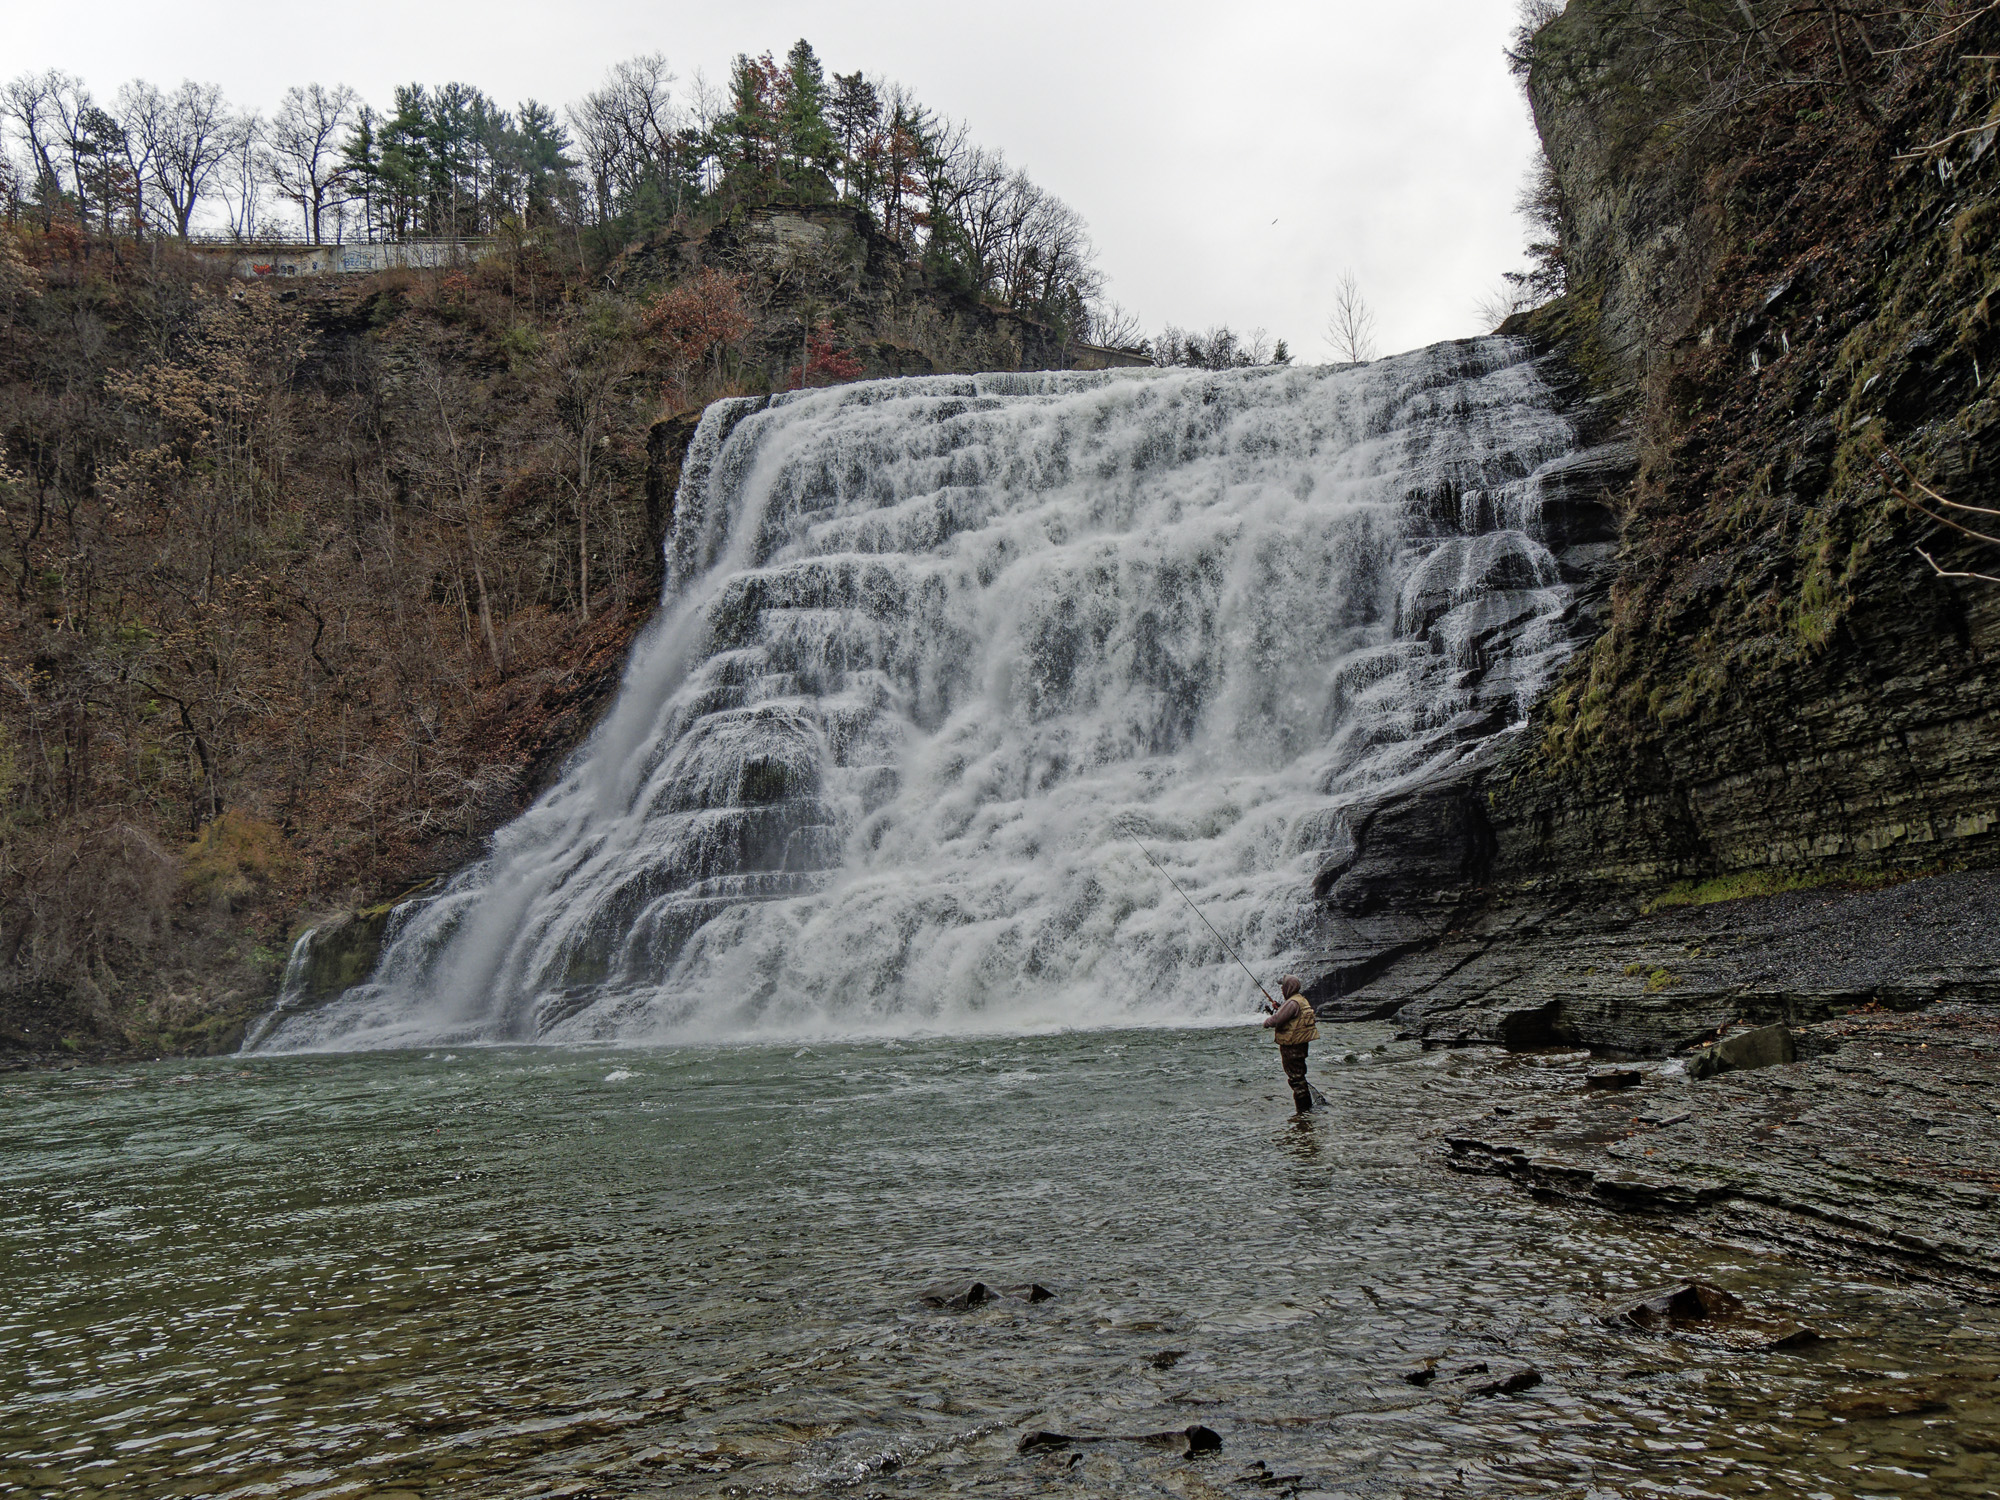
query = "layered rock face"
(1318, 1, 2000, 1047)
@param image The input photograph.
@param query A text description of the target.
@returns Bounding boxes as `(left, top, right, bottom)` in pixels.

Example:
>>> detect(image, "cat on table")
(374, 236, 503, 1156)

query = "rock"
(1018, 1431, 1076, 1453)
(1588, 1066, 1644, 1089)
(1403, 1356, 1541, 1395)
(1440, 1359, 1543, 1397)
(1824, 1385, 1952, 1419)
(1234, 1459, 1307, 1489)
(1140, 1425, 1222, 1454)
(1150, 1349, 1187, 1369)
(1688, 1024, 1796, 1080)
(1017, 1424, 1220, 1456)
(919, 1279, 993, 1310)
(1760, 1323, 1826, 1351)
(1002, 1282, 1057, 1303)
(1602, 1280, 1747, 1330)
(920, 1278, 1055, 1309)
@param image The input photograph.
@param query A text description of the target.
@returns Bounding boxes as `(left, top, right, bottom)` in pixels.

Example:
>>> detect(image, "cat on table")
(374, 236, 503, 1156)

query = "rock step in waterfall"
(252, 339, 1615, 1052)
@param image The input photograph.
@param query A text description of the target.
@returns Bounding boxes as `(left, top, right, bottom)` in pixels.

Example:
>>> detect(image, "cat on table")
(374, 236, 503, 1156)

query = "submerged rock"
(1017, 1424, 1220, 1455)
(920, 1280, 994, 1310)
(1403, 1356, 1542, 1396)
(919, 1279, 1055, 1309)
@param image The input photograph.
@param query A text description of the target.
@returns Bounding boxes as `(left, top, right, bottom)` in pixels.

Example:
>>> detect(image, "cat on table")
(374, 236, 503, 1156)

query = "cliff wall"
(1324, 2, 2000, 1047)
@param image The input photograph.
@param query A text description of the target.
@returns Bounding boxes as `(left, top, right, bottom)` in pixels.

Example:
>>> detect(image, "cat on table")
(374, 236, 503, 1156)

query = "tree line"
(0, 40, 1125, 341)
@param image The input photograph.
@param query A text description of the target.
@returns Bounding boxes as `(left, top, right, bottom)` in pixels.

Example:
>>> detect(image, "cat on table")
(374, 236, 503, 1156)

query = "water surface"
(4, 1027, 1997, 1497)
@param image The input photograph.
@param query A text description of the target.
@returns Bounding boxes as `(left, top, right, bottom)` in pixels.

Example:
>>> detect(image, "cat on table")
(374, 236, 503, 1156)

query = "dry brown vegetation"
(0, 225, 841, 1055)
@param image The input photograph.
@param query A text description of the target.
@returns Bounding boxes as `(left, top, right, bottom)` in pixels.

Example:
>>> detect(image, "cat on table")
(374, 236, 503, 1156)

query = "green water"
(3, 1027, 1996, 1497)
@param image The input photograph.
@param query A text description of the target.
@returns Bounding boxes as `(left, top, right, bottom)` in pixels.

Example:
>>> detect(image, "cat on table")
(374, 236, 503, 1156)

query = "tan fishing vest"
(1274, 995, 1318, 1046)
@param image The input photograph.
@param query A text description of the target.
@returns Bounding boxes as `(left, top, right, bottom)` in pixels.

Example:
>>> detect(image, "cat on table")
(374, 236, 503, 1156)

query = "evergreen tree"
(828, 71, 879, 204)
(341, 106, 380, 238)
(377, 86, 432, 236)
(513, 100, 572, 224)
(779, 40, 834, 193)
(720, 54, 779, 183)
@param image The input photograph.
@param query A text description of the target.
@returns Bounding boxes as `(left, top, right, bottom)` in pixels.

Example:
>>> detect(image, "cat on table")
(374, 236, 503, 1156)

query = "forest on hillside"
(1, 41, 1139, 350)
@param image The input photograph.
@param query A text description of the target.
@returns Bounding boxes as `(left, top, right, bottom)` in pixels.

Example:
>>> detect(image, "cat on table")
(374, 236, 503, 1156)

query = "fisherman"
(1260, 975, 1319, 1114)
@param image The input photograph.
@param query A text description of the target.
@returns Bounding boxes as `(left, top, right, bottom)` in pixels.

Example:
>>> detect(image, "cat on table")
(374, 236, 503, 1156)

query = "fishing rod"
(1117, 820, 1277, 1011)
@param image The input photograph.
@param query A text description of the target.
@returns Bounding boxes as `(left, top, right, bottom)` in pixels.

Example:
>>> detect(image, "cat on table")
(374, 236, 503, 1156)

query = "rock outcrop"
(1437, 1002, 2000, 1297)
(1309, 1, 2000, 1056)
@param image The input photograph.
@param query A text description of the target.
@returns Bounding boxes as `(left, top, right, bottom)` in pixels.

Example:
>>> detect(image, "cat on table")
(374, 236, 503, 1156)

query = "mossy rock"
(290, 906, 396, 1005)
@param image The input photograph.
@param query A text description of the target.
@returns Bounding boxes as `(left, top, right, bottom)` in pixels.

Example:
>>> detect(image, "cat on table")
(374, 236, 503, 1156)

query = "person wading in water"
(1260, 975, 1319, 1114)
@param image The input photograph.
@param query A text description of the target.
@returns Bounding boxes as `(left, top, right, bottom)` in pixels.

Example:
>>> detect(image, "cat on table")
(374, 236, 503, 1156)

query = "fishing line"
(1117, 819, 1276, 1008)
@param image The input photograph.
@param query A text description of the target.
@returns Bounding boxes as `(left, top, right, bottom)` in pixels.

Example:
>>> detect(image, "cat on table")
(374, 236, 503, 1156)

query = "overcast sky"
(9, 0, 1540, 359)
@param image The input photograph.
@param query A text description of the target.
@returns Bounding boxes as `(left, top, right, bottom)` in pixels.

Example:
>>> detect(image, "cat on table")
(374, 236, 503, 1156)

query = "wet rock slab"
(1339, 868, 2000, 1056)
(1438, 1002, 2000, 1296)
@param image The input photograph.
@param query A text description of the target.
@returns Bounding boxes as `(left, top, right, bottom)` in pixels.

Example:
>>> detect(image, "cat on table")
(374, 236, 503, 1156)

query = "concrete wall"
(192, 240, 496, 280)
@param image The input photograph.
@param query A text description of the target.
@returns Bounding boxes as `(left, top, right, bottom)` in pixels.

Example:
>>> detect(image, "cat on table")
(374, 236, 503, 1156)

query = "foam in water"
(251, 340, 1578, 1051)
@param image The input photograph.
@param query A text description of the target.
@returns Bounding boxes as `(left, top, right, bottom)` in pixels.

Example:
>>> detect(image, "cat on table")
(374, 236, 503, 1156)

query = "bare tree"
(1325, 270, 1379, 363)
(216, 113, 264, 240)
(686, 68, 728, 195)
(112, 82, 161, 234)
(123, 80, 233, 238)
(1088, 300, 1146, 349)
(567, 55, 683, 226)
(1152, 325, 1284, 370)
(47, 77, 108, 231)
(264, 83, 357, 243)
(1, 71, 72, 225)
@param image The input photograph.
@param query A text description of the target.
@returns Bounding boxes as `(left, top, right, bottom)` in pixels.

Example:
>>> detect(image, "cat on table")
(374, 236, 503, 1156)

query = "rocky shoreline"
(1424, 999, 2000, 1300)
(1324, 868, 2000, 1053)
(1295, 868, 2000, 1300)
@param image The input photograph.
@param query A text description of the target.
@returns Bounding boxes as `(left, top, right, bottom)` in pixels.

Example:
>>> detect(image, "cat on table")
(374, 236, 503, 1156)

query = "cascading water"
(251, 338, 1586, 1052)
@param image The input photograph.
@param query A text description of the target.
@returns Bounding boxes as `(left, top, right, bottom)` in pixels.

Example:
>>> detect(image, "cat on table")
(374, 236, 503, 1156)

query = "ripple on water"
(2, 1027, 1996, 1496)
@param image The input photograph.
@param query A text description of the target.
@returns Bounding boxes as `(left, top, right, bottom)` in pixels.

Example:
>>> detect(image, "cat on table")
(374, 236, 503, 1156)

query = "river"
(5, 1025, 1995, 1497)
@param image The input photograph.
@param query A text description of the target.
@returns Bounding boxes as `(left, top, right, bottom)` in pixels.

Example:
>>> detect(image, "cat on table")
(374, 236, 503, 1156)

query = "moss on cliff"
(1491, 2, 2000, 897)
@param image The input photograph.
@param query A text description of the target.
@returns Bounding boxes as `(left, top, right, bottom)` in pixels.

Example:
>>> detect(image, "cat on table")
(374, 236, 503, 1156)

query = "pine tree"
(721, 54, 779, 183)
(779, 40, 834, 193)
(512, 100, 571, 224)
(828, 71, 879, 203)
(341, 106, 379, 238)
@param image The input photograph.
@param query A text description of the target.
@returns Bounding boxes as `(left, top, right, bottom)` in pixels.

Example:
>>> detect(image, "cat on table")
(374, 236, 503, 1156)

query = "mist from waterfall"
(251, 340, 1580, 1052)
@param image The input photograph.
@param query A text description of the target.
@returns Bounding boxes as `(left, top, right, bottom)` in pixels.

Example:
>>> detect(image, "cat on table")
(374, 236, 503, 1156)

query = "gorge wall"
(1326, 1, 2000, 1048)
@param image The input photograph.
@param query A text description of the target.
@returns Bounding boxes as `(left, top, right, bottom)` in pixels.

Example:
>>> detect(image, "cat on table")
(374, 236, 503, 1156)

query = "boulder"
(1018, 1431, 1076, 1453)
(1688, 1024, 1796, 1079)
(1139, 1425, 1223, 1454)
(1602, 1281, 1746, 1330)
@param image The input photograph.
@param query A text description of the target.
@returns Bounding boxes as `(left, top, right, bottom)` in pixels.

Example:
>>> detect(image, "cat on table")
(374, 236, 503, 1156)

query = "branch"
(1898, 487, 2000, 546)
(1881, 448, 2000, 520)
(1893, 113, 2000, 159)
(1916, 546, 2000, 584)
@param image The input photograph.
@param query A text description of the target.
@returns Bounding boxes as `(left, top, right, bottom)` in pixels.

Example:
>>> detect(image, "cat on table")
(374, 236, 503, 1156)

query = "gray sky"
(9, 1, 1540, 358)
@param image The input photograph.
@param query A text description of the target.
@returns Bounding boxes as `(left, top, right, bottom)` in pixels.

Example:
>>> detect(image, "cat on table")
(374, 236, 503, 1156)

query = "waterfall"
(252, 339, 1584, 1052)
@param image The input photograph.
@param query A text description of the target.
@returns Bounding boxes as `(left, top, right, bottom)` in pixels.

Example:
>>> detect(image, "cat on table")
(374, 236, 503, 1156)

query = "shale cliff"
(1324, 1, 2000, 1050)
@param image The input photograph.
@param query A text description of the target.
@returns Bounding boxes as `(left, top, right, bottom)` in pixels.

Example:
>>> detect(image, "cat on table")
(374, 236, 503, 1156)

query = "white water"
(253, 341, 1580, 1052)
